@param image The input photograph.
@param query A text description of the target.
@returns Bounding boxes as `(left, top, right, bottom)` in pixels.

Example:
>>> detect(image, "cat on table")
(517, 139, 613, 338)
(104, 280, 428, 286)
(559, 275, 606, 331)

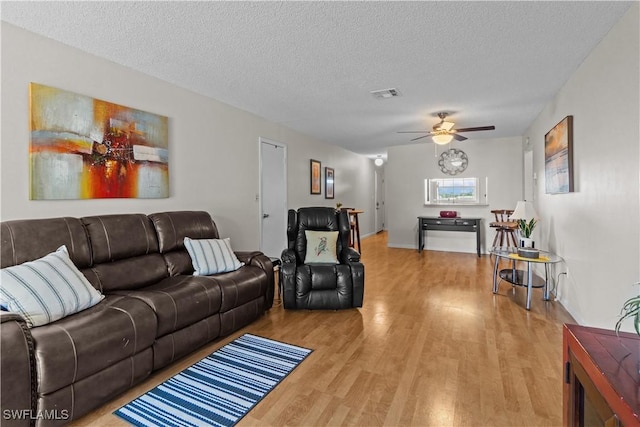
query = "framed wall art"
(545, 115, 574, 194)
(325, 167, 334, 199)
(310, 159, 321, 194)
(29, 83, 169, 199)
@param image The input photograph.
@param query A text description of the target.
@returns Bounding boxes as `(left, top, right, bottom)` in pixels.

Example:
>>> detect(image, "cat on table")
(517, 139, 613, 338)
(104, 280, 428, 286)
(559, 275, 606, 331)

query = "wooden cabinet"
(563, 324, 640, 426)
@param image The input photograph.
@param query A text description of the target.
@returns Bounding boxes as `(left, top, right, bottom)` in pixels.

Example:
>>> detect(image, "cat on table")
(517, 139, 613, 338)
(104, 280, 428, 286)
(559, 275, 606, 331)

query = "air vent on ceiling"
(370, 88, 401, 100)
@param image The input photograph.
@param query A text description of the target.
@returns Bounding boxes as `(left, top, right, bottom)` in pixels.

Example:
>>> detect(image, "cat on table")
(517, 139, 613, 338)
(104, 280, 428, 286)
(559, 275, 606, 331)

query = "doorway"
(259, 138, 287, 259)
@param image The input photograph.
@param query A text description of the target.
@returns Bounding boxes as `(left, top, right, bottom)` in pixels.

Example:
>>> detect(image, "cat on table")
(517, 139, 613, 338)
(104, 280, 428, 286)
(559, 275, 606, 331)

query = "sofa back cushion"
(81, 214, 168, 292)
(1, 217, 91, 269)
(149, 211, 220, 276)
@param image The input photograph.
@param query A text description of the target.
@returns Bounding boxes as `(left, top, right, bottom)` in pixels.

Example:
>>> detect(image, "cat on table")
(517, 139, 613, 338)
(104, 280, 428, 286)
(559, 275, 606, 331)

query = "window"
(424, 177, 488, 205)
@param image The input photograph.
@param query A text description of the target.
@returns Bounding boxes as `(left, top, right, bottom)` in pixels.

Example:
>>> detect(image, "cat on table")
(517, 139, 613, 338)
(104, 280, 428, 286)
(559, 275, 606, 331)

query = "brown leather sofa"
(0, 211, 273, 427)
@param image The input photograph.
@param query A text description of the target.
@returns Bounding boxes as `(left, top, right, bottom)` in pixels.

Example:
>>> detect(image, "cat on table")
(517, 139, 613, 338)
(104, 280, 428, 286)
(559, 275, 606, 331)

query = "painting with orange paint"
(544, 115, 573, 194)
(29, 83, 169, 199)
(310, 159, 321, 194)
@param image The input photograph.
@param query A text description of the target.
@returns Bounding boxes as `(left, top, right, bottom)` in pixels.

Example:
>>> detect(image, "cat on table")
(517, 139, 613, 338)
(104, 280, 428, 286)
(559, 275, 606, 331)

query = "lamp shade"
(510, 201, 538, 220)
(432, 133, 454, 145)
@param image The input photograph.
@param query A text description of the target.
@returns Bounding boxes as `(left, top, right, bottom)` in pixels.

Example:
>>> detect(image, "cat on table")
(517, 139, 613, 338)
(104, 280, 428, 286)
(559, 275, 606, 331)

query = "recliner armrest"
(341, 247, 361, 263)
(281, 248, 297, 264)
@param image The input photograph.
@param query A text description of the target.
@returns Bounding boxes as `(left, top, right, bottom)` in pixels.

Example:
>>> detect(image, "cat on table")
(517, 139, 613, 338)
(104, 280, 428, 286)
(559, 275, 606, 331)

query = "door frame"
(258, 137, 288, 256)
(524, 149, 534, 201)
(374, 168, 385, 232)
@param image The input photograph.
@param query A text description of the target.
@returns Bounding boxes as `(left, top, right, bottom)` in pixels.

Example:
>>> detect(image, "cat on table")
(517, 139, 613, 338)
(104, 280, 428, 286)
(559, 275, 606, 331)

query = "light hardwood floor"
(74, 232, 574, 426)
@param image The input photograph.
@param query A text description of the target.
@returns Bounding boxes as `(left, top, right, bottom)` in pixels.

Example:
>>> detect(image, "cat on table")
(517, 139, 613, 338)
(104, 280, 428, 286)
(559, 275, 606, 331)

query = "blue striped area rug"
(114, 334, 312, 427)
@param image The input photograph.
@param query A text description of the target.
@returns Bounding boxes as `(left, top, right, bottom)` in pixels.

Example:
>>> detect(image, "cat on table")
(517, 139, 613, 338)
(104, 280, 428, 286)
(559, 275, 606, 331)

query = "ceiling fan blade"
(410, 135, 432, 142)
(454, 126, 496, 133)
(397, 131, 431, 134)
(452, 133, 468, 141)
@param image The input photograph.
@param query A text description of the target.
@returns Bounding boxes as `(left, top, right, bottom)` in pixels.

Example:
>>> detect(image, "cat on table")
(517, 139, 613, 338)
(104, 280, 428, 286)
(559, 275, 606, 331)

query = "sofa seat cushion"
(30, 295, 157, 395)
(117, 275, 222, 337)
(295, 264, 353, 309)
(214, 265, 268, 313)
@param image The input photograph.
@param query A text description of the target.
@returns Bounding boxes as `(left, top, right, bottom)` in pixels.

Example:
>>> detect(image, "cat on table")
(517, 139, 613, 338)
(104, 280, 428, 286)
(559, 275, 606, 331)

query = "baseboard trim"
(386, 243, 415, 250)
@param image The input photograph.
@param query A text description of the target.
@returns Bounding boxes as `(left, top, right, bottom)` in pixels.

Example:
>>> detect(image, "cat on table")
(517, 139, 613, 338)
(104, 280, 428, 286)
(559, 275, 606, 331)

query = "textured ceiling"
(1, 1, 633, 157)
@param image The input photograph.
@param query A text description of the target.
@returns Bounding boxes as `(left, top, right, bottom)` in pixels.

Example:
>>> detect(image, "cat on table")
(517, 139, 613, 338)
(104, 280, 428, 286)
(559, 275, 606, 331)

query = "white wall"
(524, 4, 639, 329)
(386, 137, 523, 253)
(0, 23, 375, 250)
(284, 139, 375, 236)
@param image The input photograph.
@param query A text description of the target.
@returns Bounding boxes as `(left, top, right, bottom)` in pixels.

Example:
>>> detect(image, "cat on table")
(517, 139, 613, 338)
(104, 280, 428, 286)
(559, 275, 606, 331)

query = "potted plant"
(510, 201, 538, 248)
(615, 283, 640, 336)
(516, 218, 537, 248)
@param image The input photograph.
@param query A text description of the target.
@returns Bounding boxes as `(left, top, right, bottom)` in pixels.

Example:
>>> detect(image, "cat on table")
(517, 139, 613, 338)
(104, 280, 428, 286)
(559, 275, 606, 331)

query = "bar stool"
(489, 209, 518, 249)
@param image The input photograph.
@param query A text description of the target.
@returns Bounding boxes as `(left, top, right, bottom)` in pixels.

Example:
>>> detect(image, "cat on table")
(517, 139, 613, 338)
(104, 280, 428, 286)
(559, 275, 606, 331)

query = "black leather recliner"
(280, 207, 364, 309)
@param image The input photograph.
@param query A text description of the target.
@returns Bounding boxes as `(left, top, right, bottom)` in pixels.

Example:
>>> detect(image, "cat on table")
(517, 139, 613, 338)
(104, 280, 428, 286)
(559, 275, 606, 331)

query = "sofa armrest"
(234, 251, 262, 265)
(1, 312, 36, 427)
(234, 251, 274, 310)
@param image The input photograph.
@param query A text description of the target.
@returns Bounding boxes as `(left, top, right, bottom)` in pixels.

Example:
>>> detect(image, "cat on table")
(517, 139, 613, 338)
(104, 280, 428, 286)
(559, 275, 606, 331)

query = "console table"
(417, 217, 482, 257)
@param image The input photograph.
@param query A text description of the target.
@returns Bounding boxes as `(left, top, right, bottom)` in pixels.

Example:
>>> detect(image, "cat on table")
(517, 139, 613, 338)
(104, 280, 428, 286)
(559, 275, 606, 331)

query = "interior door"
(259, 139, 287, 259)
(375, 169, 385, 232)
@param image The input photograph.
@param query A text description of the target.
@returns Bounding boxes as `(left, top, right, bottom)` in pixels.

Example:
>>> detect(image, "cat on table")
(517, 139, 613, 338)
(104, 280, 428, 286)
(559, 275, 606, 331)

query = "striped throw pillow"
(0, 245, 104, 328)
(183, 237, 244, 275)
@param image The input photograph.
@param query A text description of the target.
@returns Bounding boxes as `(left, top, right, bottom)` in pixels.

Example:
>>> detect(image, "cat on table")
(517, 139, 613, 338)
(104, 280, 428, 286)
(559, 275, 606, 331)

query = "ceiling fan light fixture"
(440, 121, 455, 131)
(432, 133, 454, 145)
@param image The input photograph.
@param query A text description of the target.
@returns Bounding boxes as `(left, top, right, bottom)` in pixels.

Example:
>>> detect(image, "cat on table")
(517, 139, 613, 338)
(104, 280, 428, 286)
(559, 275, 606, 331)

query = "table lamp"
(509, 201, 538, 248)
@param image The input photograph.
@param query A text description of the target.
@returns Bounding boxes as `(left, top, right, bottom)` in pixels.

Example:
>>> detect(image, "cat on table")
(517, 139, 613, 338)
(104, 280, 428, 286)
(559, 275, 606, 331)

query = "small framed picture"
(310, 159, 321, 194)
(325, 167, 334, 199)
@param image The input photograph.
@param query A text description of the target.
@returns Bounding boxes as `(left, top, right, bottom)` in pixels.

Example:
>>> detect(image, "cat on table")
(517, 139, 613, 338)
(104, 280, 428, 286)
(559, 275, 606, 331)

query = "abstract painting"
(30, 83, 169, 199)
(545, 115, 574, 194)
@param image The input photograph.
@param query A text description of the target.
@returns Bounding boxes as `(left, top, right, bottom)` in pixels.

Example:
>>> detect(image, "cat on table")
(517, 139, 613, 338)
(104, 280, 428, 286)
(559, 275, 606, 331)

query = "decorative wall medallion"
(438, 148, 468, 175)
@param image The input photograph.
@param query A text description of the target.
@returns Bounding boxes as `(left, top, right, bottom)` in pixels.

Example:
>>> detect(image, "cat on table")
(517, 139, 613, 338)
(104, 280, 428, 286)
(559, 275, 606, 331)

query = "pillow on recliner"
(184, 237, 244, 275)
(304, 230, 339, 264)
(0, 245, 104, 328)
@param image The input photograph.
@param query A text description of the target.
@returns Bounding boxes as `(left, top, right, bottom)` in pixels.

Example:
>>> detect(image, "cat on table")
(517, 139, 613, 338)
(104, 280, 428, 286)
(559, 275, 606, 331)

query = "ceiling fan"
(398, 112, 495, 144)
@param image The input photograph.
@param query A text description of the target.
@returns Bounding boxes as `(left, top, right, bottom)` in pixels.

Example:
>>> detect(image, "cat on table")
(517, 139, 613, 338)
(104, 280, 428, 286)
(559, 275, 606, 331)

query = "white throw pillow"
(304, 230, 339, 264)
(0, 245, 105, 328)
(183, 237, 244, 275)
